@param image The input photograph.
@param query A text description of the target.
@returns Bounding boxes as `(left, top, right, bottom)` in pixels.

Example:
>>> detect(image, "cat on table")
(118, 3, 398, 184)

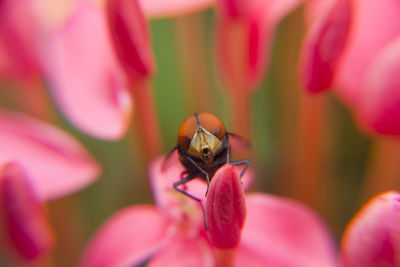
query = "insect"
(165, 112, 250, 228)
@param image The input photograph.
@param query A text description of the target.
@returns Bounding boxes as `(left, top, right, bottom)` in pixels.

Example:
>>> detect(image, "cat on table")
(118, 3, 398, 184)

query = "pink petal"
(340, 191, 400, 267)
(78, 205, 170, 267)
(106, 0, 155, 82)
(357, 37, 400, 136)
(206, 165, 246, 249)
(335, 0, 400, 106)
(298, 0, 351, 93)
(138, 0, 214, 18)
(0, 0, 40, 81)
(216, 0, 302, 91)
(44, 0, 132, 140)
(341, 191, 400, 267)
(0, 109, 100, 200)
(148, 235, 213, 267)
(0, 162, 55, 261)
(239, 193, 337, 266)
(149, 156, 205, 226)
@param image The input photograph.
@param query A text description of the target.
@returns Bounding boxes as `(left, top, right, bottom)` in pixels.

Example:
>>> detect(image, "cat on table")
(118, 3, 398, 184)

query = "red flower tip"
(106, 0, 155, 82)
(205, 164, 246, 249)
(0, 162, 55, 261)
(217, 0, 248, 19)
(299, 0, 351, 93)
(340, 191, 400, 266)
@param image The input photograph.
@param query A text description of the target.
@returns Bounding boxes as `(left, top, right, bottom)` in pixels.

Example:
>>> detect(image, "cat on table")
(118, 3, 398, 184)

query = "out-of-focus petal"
(0, 109, 100, 200)
(206, 165, 246, 249)
(0, 0, 40, 81)
(340, 191, 400, 267)
(148, 235, 213, 267)
(216, 0, 302, 91)
(335, 0, 400, 106)
(79, 205, 170, 267)
(298, 0, 351, 93)
(240, 193, 337, 267)
(44, 0, 132, 140)
(106, 0, 155, 82)
(149, 156, 205, 226)
(357, 37, 400, 136)
(138, 0, 214, 18)
(0, 162, 55, 261)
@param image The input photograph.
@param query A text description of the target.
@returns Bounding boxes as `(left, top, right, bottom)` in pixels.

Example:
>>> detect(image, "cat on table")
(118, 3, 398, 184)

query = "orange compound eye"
(177, 113, 226, 150)
(197, 113, 226, 140)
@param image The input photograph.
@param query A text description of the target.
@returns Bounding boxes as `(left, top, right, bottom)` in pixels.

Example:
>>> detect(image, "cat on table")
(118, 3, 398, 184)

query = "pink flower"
(42, 0, 132, 140)
(0, 109, 100, 261)
(299, 0, 400, 136)
(138, 0, 214, 18)
(216, 0, 302, 92)
(79, 156, 336, 266)
(341, 191, 400, 266)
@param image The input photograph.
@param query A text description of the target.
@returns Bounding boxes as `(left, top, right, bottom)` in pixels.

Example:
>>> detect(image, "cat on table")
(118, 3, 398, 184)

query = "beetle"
(165, 112, 250, 228)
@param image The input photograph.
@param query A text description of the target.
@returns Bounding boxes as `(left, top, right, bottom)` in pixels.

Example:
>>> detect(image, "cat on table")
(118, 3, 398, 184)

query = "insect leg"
(173, 174, 208, 229)
(227, 143, 250, 178)
(230, 159, 250, 178)
(187, 156, 210, 197)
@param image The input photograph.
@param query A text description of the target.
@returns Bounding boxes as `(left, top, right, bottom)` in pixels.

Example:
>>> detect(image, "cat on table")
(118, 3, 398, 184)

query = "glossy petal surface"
(206, 165, 246, 248)
(357, 38, 400, 136)
(79, 205, 169, 267)
(240, 193, 337, 267)
(139, 0, 214, 18)
(0, 109, 100, 200)
(341, 191, 400, 266)
(335, 0, 400, 106)
(0, 163, 55, 260)
(44, 1, 132, 140)
(299, 0, 351, 93)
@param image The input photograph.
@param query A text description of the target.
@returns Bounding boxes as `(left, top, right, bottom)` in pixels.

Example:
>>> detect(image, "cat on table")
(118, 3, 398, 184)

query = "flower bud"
(0, 162, 55, 261)
(341, 191, 400, 266)
(106, 0, 155, 82)
(205, 165, 246, 249)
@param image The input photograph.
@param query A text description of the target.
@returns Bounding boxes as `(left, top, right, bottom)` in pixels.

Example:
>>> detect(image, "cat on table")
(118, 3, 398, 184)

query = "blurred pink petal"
(357, 37, 400, 136)
(0, 109, 100, 200)
(216, 0, 302, 91)
(0, 162, 55, 261)
(138, 0, 214, 18)
(107, 0, 155, 82)
(299, 0, 351, 93)
(335, 0, 400, 106)
(0, 0, 40, 82)
(341, 191, 400, 266)
(148, 236, 213, 267)
(79, 205, 170, 267)
(44, 0, 132, 140)
(206, 165, 246, 249)
(240, 193, 337, 266)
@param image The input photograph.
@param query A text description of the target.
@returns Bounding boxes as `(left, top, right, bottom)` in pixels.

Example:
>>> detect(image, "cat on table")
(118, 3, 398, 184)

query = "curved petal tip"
(0, 109, 100, 200)
(0, 162, 55, 261)
(341, 191, 400, 267)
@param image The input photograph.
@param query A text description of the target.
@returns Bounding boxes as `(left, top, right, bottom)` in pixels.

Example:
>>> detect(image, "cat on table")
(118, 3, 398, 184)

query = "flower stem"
(359, 138, 400, 203)
(130, 79, 162, 162)
(173, 13, 215, 114)
(287, 93, 327, 209)
(213, 248, 234, 267)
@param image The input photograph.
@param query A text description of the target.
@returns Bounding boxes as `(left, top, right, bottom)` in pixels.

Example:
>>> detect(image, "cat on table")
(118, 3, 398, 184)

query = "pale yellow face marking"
(188, 126, 223, 163)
